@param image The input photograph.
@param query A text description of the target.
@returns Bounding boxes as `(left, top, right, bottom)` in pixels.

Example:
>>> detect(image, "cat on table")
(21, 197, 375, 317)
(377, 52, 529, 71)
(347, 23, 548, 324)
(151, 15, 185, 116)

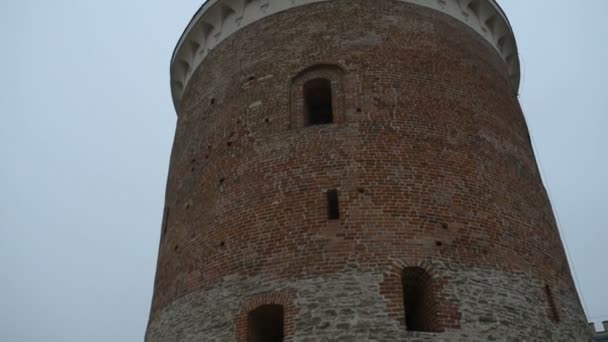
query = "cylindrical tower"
(147, 1, 591, 341)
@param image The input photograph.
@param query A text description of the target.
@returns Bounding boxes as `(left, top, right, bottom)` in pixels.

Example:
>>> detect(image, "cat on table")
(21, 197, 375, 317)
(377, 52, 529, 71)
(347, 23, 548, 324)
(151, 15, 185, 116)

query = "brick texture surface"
(147, 1, 591, 341)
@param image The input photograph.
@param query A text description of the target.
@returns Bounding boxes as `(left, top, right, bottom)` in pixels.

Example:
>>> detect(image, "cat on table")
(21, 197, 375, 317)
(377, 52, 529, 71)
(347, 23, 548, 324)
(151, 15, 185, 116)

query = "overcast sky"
(0, 1, 606, 341)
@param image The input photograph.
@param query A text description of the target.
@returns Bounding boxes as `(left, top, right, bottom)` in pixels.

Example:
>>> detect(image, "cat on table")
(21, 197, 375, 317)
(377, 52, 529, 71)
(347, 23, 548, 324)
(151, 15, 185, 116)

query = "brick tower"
(147, 1, 591, 341)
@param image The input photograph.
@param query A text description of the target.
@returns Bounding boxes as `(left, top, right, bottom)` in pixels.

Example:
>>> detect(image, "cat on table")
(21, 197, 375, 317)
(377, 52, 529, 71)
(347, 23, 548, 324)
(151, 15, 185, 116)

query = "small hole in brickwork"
(191, 166, 195, 172)
(210, 98, 216, 105)
(442, 223, 448, 230)
(357, 187, 365, 194)
(402, 267, 438, 332)
(219, 241, 225, 248)
(205, 155, 209, 160)
(219, 178, 226, 185)
(174, 245, 179, 251)
(356, 108, 361, 112)
(248, 75, 256, 81)
(435, 241, 443, 247)
(327, 189, 340, 220)
(185, 202, 191, 210)
(208, 145, 212, 150)
(544, 285, 560, 323)
(227, 141, 233, 147)
(248, 304, 284, 342)
(265, 117, 270, 123)
(191, 158, 196, 164)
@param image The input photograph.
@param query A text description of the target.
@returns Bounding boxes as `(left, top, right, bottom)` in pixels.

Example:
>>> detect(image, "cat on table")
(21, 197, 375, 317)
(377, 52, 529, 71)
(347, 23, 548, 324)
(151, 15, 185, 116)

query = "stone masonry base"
(146, 264, 590, 342)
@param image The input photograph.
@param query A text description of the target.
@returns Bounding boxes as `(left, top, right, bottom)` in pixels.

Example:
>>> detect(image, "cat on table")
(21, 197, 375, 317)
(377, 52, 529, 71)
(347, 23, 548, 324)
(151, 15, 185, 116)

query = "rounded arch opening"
(402, 267, 438, 332)
(290, 64, 345, 129)
(247, 304, 285, 342)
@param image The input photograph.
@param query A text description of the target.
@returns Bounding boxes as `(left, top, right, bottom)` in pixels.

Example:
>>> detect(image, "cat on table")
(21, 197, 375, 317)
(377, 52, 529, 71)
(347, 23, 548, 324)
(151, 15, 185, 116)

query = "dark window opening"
(544, 285, 560, 323)
(248, 304, 284, 342)
(327, 189, 340, 220)
(304, 78, 333, 126)
(403, 267, 436, 332)
(161, 207, 170, 238)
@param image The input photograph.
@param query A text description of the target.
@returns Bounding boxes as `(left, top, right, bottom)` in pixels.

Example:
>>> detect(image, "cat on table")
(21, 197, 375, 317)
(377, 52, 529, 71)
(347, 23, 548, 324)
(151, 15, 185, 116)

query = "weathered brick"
(147, 1, 591, 341)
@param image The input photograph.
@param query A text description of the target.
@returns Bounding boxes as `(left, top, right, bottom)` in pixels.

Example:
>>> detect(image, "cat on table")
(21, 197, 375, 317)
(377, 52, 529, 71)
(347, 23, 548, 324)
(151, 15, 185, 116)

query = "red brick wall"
(148, 0, 587, 338)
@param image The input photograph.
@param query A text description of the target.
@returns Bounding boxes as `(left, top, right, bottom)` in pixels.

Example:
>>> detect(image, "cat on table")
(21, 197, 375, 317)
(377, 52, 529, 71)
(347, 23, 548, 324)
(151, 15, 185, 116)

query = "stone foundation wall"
(146, 264, 590, 341)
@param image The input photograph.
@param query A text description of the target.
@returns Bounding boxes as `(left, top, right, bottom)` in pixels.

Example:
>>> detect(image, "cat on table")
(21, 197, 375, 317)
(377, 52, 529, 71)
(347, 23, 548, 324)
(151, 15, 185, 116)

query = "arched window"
(402, 267, 437, 332)
(290, 64, 344, 129)
(248, 304, 284, 342)
(303, 78, 333, 126)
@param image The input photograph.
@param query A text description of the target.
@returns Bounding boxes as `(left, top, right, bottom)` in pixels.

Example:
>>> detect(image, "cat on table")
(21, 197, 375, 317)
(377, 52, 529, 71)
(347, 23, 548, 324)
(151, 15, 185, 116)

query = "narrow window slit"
(544, 285, 560, 323)
(304, 78, 333, 126)
(327, 189, 340, 220)
(162, 207, 170, 238)
(248, 304, 284, 342)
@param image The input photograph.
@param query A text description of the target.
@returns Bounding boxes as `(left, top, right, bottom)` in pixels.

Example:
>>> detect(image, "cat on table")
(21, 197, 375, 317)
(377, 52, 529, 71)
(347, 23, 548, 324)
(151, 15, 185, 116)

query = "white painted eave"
(170, 0, 520, 114)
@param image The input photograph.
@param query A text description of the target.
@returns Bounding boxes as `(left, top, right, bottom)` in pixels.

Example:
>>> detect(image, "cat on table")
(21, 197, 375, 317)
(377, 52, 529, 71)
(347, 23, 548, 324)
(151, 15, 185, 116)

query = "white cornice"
(170, 0, 520, 111)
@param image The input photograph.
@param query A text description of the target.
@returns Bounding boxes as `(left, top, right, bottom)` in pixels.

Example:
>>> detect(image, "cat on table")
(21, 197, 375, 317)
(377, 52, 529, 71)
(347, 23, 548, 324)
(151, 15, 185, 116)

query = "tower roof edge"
(169, 0, 520, 114)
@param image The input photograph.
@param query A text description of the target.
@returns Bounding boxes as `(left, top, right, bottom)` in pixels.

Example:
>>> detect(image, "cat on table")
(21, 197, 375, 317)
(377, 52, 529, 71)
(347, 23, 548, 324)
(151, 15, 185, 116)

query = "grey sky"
(0, 1, 606, 341)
